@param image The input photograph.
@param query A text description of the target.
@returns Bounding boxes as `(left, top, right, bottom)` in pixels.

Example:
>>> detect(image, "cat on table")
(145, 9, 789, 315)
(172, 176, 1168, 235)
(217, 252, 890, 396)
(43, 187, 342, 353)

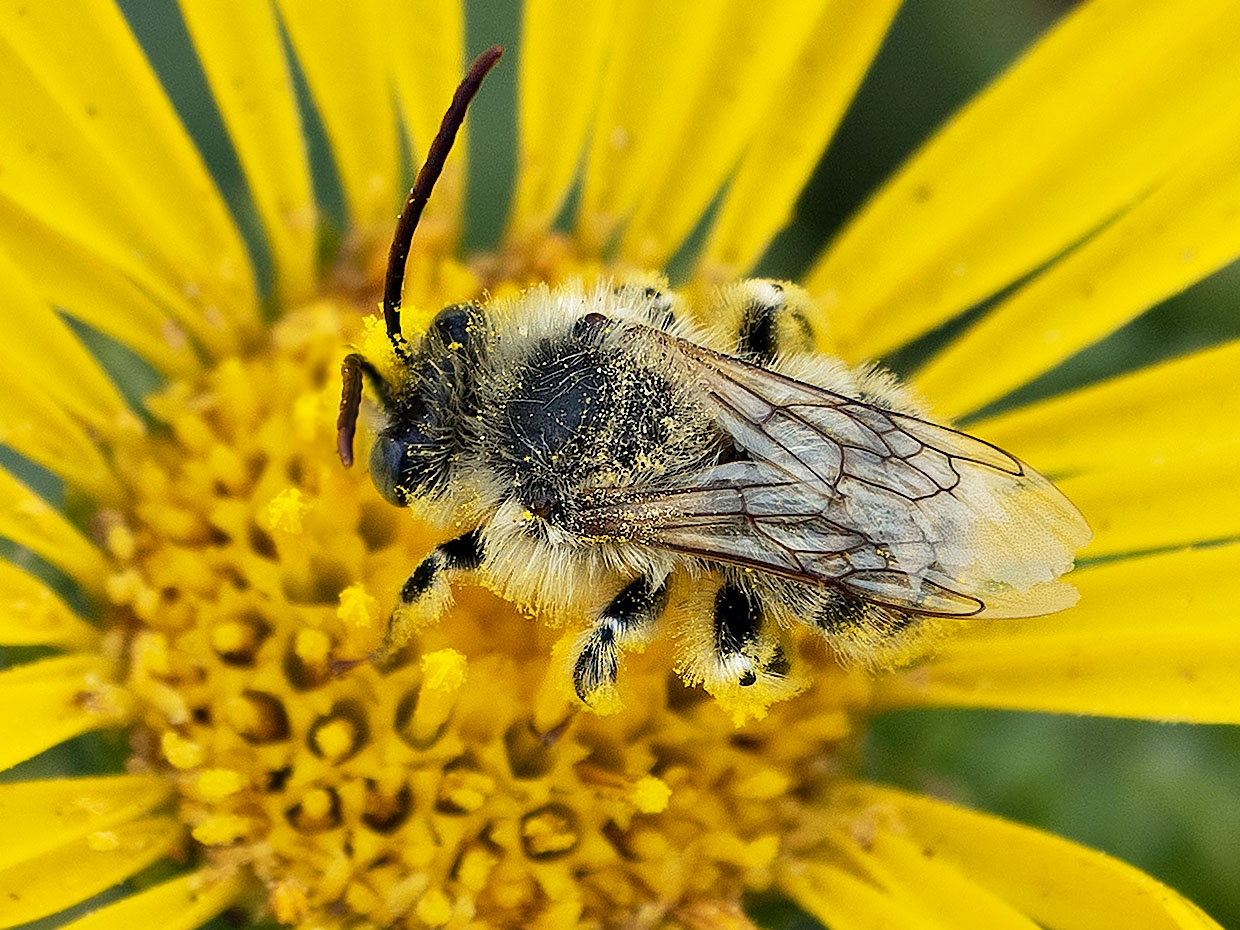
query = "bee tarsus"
(572, 574, 669, 704)
(713, 581, 763, 687)
(372, 529, 487, 663)
(731, 279, 814, 364)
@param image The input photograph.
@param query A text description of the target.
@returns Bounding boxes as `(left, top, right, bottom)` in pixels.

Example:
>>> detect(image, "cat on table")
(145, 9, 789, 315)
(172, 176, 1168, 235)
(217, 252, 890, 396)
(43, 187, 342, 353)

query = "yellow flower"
(0, 1, 1236, 929)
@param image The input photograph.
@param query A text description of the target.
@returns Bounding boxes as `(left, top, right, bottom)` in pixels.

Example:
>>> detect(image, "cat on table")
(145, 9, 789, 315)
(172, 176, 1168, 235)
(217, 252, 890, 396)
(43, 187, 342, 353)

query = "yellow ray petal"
(0, 198, 197, 378)
(275, 0, 402, 251)
(0, 373, 121, 502)
(179, 0, 318, 305)
(780, 861, 946, 930)
(874, 544, 1240, 722)
(805, 0, 1240, 361)
(0, 560, 99, 650)
(57, 870, 247, 930)
(507, 0, 618, 246)
(918, 123, 1240, 418)
(970, 341, 1240, 481)
(0, 249, 127, 431)
(833, 784, 1223, 930)
(696, 0, 901, 283)
(0, 817, 182, 930)
(0, 2, 257, 343)
(574, 0, 730, 254)
(1064, 454, 1240, 558)
(0, 776, 172, 873)
(0, 655, 130, 773)
(827, 828, 1040, 930)
(617, 0, 833, 269)
(382, 0, 466, 249)
(0, 469, 108, 590)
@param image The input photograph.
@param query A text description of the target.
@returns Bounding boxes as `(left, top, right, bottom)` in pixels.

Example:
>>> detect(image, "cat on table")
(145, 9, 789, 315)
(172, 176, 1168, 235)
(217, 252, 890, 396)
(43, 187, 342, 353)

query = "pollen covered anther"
(226, 690, 291, 743)
(520, 803, 581, 859)
(210, 615, 269, 665)
(286, 786, 343, 833)
(307, 700, 370, 763)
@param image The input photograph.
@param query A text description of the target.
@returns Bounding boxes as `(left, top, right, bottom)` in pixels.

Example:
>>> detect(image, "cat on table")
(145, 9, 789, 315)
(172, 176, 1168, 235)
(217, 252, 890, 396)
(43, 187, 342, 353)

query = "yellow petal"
(0, 468, 108, 589)
(829, 828, 1040, 930)
(1063, 454, 1239, 558)
(0, 817, 182, 930)
(275, 0, 402, 249)
(57, 870, 247, 930)
(0, 198, 198, 377)
(0, 248, 127, 430)
(0, 372, 120, 501)
(382, 0, 466, 248)
(696, 0, 901, 283)
(806, 0, 1240, 361)
(874, 544, 1240, 722)
(179, 0, 318, 304)
(0, 559, 99, 649)
(780, 860, 946, 930)
(918, 122, 1240, 417)
(508, 0, 618, 245)
(617, 0, 834, 269)
(833, 784, 1223, 930)
(969, 341, 1240, 480)
(0, 776, 172, 872)
(0, 656, 130, 773)
(0, 2, 257, 344)
(574, 0, 730, 254)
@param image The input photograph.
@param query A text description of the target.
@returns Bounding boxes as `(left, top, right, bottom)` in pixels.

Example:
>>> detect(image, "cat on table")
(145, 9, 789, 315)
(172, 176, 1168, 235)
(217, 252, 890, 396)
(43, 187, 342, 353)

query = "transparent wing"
(579, 325, 1092, 619)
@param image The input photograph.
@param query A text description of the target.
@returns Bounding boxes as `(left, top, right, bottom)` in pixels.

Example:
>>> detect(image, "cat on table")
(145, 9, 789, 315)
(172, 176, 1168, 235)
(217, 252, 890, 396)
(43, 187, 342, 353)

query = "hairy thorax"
(449, 289, 724, 618)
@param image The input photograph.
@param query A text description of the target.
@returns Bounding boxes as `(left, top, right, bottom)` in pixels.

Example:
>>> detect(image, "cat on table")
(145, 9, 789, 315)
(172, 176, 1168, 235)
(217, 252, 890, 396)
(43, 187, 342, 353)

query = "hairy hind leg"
(612, 276, 681, 330)
(373, 529, 485, 661)
(711, 581, 792, 687)
(713, 280, 816, 365)
(573, 574, 669, 706)
(674, 576, 798, 711)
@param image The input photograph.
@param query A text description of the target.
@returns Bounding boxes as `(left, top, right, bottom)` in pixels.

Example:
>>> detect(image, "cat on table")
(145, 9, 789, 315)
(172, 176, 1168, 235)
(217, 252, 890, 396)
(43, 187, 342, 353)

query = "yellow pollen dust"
(197, 768, 247, 799)
(101, 297, 870, 930)
(337, 582, 378, 628)
(193, 814, 251, 846)
(86, 831, 121, 852)
(311, 718, 357, 762)
(161, 731, 204, 769)
(265, 487, 310, 534)
(632, 774, 673, 814)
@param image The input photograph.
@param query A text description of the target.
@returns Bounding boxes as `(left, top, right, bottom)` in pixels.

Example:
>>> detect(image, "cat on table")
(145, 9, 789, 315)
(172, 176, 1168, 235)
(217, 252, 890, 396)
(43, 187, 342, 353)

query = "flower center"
(100, 297, 869, 928)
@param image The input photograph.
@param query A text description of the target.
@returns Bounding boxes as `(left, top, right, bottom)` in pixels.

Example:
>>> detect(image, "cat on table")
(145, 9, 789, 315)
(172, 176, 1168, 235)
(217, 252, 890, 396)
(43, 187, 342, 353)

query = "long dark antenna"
(337, 45, 502, 468)
(383, 44, 503, 355)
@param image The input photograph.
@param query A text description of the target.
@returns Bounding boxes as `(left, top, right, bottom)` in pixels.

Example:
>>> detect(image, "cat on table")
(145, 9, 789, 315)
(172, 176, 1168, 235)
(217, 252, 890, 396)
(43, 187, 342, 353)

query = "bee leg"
(727, 280, 815, 365)
(374, 529, 485, 661)
(713, 581, 764, 686)
(573, 575, 669, 705)
(612, 279, 678, 330)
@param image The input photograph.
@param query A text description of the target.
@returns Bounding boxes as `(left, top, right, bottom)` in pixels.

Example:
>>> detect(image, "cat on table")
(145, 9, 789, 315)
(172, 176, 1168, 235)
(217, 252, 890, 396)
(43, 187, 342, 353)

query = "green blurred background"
(6, 1, 1238, 928)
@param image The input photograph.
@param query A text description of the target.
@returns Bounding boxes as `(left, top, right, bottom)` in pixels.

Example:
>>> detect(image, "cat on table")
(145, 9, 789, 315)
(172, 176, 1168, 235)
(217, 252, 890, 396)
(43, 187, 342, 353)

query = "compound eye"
(429, 303, 476, 347)
(368, 434, 414, 506)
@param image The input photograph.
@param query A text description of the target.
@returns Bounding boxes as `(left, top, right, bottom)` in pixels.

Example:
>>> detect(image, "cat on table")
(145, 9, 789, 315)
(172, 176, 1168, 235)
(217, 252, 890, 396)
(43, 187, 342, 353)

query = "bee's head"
(367, 303, 486, 507)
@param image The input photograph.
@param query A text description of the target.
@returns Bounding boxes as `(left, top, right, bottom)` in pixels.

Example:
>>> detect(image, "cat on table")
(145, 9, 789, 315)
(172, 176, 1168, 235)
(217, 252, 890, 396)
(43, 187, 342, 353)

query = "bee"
(337, 46, 1091, 709)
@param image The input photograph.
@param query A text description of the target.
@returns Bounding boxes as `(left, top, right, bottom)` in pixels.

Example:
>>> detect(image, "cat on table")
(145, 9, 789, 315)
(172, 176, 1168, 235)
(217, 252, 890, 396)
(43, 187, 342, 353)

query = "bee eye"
(430, 303, 478, 347)
(369, 435, 415, 506)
